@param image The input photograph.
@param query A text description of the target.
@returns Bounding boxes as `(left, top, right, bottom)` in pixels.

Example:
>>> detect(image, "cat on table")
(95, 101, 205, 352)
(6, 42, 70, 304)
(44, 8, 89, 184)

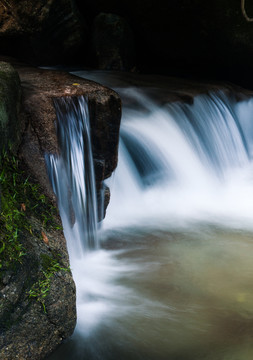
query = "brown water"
(48, 225, 253, 360)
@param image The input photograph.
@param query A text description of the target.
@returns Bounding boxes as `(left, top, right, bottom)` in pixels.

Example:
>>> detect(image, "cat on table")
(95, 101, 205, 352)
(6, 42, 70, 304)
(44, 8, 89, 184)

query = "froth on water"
(46, 73, 253, 360)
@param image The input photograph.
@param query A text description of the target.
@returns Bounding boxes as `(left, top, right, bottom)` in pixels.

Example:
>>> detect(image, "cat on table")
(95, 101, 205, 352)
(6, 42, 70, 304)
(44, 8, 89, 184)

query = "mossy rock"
(0, 62, 21, 154)
(0, 153, 76, 359)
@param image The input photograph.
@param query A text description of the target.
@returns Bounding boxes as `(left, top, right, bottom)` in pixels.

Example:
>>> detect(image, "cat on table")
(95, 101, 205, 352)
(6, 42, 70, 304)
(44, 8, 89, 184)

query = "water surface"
(48, 73, 253, 360)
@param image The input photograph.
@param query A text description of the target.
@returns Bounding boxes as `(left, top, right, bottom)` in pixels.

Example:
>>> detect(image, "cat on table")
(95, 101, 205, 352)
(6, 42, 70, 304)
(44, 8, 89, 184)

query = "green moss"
(28, 254, 70, 313)
(0, 150, 61, 276)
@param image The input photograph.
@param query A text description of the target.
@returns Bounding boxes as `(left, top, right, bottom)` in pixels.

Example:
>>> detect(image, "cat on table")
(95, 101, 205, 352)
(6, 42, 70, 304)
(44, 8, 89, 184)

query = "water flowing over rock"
(45, 72, 253, 360)
(0, 61, 121, 359)
(16, 64, 121, 207)
(46, 97, 99, 253)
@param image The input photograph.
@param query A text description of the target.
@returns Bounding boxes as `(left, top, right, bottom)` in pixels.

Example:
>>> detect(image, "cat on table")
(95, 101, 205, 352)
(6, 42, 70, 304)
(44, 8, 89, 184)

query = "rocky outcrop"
(0, 0, 86, 64)
(2, 1, 253, 86)
(16, 64, 121, 207)
(0, 62, 76, 359)
(0, 61, 121, 359)
(0, 216, 76, 360)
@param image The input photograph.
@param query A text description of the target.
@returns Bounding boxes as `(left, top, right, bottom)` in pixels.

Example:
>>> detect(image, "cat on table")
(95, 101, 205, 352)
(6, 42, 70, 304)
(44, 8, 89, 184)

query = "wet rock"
(92, 13, 135, 70)
(0, 59, 122, 360)
(0, 218, 76, 360)
(14, 63, 121, 202)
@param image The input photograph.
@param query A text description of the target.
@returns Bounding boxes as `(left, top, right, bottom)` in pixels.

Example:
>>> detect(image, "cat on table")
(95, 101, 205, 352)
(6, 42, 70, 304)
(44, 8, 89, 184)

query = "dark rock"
(6, 59, 122, 222)
(14, 63, 121, 202)
(87, 0, 253, 87)
(0, 62, 22, 153)
(0, 59, 121, 359)
(0, 216, 76, 360)
(0, 63, 77, 356)
(92, 13, 135, 70)
(0, 0, 86, 64)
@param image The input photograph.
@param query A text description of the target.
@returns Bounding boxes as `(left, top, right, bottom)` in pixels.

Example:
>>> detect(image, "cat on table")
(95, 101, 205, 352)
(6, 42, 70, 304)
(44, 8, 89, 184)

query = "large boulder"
(0, 0, 86, 64)
(15, 63, 121, 208)
(0, 201, 76, 360)
(0, 62, 76, 359)
(0, 60, 121, 359)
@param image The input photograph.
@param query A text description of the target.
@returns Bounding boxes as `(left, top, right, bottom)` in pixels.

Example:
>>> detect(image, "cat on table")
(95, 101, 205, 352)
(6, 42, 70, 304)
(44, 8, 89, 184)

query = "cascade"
(47, 78, 253, 360)
(46, 96, 98, 257)
(103, 89, 253, 230)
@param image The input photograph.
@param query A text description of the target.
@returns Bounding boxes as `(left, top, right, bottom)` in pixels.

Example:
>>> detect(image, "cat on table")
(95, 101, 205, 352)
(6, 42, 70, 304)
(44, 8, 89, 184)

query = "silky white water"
(46, 96, 98, 256)
(103, 89, 253, 231)
(48, 76, 253, 360)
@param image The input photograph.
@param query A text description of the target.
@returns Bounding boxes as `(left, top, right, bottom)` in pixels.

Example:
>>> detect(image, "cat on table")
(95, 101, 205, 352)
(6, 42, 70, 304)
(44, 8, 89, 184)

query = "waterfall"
(46, 96, 98, 256)
(103, 88, 253, 230)
(47, 76, 253, 360)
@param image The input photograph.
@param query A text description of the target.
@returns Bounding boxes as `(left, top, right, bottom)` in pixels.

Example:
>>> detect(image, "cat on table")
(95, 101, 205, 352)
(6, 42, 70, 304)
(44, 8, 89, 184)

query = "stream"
(48, 72, 253, 360)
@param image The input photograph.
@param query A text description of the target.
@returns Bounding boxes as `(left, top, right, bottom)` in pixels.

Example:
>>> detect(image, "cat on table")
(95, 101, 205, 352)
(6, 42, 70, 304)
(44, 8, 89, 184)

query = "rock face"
(92, 13, 135, 70)
(0, 0, 86, 64)
(0, 62, 22, 153)
(16, 64, 121, 207)
(0, 62, 76, 359)
(1, 1, 253, 86)
(0, 61, 121, 359)
(88, 0, 253, 81)
(0, 217, 76, 360)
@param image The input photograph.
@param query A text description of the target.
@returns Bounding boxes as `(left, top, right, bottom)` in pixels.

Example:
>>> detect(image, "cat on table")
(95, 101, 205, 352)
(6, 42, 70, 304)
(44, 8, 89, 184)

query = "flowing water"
(48, 73, 253, 360)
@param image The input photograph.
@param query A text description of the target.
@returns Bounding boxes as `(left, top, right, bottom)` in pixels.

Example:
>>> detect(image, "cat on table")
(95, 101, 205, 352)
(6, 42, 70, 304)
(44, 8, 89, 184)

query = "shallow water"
(48, 225, 253, 360)
(47, 73, 253, 360)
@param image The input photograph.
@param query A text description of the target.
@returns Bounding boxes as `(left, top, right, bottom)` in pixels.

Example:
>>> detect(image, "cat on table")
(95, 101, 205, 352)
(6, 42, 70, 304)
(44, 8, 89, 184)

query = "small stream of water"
(48, 73, 253, 360)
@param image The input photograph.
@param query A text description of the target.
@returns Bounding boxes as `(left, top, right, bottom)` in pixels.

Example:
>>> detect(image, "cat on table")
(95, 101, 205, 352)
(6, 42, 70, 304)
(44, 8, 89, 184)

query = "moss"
(0, 150, 61, 279)
(28, 253, 70, 313)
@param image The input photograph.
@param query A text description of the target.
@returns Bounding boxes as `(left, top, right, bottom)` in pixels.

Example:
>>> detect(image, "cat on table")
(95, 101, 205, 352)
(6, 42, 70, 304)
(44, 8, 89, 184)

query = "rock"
(87, 0, 253, 86)
(0, 60, 76, 358)
(0, 62, 22, 153)
(0, 0, 86, 64)
(0, 214, 76, 360)
(92, 13, 135, 70)
(0, 59, 121, 359)
(15, 63, 121, 205)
